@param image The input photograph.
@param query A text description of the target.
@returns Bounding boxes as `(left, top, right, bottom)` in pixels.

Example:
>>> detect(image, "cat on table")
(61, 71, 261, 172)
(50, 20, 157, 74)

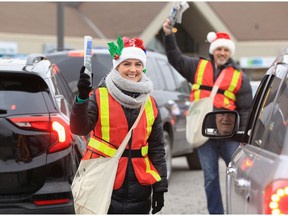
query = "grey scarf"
(106, 69, 153, 109)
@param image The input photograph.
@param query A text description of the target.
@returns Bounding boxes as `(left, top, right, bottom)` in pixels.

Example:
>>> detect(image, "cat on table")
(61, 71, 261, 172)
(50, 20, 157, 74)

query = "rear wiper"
(0, 109, 7, 114)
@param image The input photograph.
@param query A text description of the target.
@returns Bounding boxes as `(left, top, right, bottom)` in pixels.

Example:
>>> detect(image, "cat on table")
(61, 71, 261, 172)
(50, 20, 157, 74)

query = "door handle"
(235, 178, 251, 191)
(227, 167, 237, 176)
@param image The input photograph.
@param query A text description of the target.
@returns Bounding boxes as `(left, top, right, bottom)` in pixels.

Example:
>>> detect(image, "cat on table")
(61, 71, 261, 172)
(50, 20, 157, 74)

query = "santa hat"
(108, 35, 146, 70)
(207, 32, 235, 56)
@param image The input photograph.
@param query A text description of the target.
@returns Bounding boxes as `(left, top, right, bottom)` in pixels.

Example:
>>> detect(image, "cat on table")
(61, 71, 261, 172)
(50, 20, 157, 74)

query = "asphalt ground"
(160, 157, 226, 214)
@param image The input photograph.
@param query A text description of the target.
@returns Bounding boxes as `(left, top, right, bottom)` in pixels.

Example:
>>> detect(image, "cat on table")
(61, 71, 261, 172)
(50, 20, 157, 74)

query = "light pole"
(57, 2, 64, 51)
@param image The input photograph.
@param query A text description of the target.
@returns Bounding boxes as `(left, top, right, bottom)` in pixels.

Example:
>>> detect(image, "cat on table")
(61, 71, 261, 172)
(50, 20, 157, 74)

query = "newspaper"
(169, 1, 190, 28)
(84, 35, 93, 86)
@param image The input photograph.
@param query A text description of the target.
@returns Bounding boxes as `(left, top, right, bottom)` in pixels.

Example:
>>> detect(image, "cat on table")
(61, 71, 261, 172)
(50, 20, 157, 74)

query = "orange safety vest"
(82, 87, 161, 190)
(191, 59, 242, 110)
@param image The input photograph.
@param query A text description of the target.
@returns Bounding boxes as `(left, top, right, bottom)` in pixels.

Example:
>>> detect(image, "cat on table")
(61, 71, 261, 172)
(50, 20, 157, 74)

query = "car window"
(171, 66, 191, 94)
(146, 57, 165, 90)
(156, 59, 177, 91)
(249, 64, 288, 154)
(92, 54, 113, 85)
(54, 68, 74, 104)
(0, 75, 54, 115)
(51, 71, 72, 117)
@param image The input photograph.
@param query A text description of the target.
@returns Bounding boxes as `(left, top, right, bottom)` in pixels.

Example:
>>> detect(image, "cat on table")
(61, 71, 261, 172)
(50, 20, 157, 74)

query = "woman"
(70, 36, 168, 214)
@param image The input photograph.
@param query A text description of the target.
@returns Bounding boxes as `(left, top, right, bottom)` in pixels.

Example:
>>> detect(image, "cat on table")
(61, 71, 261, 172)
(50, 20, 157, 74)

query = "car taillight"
(33, 198, 70, 206)
(264, 179, 288, 214)
(68, 51, 84, 57)
(8, 114, 72, 154)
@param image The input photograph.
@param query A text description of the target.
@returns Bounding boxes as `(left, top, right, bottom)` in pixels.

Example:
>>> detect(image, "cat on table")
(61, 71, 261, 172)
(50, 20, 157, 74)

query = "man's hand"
(77, 66, 92, 100)
(152, 192, 164, 214)
(163, 18, 172, 36)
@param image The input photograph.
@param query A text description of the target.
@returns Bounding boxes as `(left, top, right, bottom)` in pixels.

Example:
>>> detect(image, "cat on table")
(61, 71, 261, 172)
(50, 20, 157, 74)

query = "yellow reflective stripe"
(192, 83, 200, 90)
(228, 70, 241, 92)
(196, 60, 208, 84)
(88, 137, 116, 157)
(144, 157, 161, 181)
(145, 97, 154, 140)
(195, 60, 208, 100)
(224, 97, 230, 106)
(141, 145, 148, 157)
(99, 88, 110, 142)
(224, 69, 240, 101)
(224, 90, 236, 100)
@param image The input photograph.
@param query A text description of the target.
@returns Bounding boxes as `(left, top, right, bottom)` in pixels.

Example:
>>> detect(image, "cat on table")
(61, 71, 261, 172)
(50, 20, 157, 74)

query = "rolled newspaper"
(84, 36, 93, 86)
(169, 1, 190, 28)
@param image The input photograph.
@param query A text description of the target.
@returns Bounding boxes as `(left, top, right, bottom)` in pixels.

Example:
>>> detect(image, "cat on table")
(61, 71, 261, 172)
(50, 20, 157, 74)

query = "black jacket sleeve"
(70, 90, 98, 136)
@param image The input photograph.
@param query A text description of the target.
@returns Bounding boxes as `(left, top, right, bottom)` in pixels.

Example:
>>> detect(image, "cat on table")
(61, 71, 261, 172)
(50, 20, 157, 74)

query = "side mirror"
(202, 110, 239, 139)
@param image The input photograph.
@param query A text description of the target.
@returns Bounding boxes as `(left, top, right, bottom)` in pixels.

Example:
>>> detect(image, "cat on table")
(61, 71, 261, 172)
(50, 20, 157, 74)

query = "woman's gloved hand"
(77, 66, 92, 100)
(152, 192, 164, 214)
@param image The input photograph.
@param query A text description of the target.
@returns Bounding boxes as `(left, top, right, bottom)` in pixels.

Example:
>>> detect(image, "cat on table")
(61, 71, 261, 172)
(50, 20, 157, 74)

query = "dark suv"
(0, 54, 85, 213)
(46, 49, 202, 177)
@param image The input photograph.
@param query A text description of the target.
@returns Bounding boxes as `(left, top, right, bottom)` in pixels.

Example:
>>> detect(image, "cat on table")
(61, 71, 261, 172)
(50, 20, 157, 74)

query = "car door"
(153, 57, 190, 154)
(227, 63, 288, 214)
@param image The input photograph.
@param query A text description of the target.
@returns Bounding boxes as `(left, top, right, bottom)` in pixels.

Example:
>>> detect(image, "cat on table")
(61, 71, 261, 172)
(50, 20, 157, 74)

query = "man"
(216, 112, 236, 136)
(162, 18, 252, 214)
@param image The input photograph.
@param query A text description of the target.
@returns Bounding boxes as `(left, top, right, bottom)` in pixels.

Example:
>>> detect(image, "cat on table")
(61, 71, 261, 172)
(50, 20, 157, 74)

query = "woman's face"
(117, 59, 143, 82)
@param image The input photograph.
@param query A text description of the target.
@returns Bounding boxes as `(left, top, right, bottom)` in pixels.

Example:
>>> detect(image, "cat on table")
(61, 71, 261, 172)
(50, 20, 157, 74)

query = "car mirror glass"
(202, 111, 238, 138)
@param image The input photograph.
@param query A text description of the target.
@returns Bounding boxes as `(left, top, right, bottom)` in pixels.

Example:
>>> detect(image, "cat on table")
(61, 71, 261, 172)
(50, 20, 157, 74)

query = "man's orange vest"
(82, 87, 161, 190)
(190, 59, 243, 110)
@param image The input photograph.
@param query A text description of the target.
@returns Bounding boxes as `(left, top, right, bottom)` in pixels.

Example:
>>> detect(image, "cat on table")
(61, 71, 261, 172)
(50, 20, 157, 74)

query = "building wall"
(0, 2, 287, 63)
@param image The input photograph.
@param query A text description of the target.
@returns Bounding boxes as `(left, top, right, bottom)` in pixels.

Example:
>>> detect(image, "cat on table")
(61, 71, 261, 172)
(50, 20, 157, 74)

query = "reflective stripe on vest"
(84, 87, 161, 189)
(88, 138, 116, 157)
(191, 59, 242, 110)
(145, 97, 154, 140)
(144, 157, 161, 181)
(194, 60, 208, 100)
(99, 88, 110, 142)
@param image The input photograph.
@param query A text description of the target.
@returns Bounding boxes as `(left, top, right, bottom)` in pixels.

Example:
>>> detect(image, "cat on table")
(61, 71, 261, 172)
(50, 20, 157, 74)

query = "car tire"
(163, 131, 172, 180)
(186, 150, 202, 170)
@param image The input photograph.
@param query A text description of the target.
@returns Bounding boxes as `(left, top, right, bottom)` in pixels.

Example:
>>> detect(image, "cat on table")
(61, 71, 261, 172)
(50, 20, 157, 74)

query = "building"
(0, 1, 287, 78)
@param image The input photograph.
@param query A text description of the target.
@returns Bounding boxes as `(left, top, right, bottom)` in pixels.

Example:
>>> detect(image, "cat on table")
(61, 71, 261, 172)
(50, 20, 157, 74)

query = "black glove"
(77, 66, 92, 100)
(152, 192, 164, 214)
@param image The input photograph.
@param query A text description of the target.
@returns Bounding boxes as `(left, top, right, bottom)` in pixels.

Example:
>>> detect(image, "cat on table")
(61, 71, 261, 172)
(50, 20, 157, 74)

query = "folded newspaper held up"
(169, 1, 190, 28)
(84, 35, 93, 87)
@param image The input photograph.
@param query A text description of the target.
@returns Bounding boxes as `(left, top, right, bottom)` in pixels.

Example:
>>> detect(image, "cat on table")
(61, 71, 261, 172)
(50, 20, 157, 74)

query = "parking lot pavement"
(161, 157, 226, 214)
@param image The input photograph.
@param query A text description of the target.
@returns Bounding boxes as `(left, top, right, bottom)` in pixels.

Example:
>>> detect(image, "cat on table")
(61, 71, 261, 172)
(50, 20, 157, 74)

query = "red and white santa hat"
(112, 37, 147, 70)
(207, 32, 235, 56)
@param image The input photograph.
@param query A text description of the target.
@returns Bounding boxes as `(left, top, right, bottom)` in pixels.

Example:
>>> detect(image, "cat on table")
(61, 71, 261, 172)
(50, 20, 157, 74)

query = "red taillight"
(240, 157, 254, 171)
(33, 198, 70, 206)
(67, 51, 94, 57)
(49, 115, 72, 153)
(68, 51, 84, 57)
(8, 114, 72, 153)
(52, 63, 59, 74)
(264, 179, 288, 214)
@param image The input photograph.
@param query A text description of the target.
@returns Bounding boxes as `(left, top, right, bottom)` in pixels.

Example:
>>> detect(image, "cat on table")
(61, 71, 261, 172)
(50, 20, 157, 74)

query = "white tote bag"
(186, 72, 225, 148)
(186, 96, 214, 148)
(71, 96, 148, 214)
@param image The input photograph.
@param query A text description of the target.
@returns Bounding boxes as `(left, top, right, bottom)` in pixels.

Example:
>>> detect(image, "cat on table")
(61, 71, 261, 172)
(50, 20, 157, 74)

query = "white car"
(202, 49, 288, 214)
